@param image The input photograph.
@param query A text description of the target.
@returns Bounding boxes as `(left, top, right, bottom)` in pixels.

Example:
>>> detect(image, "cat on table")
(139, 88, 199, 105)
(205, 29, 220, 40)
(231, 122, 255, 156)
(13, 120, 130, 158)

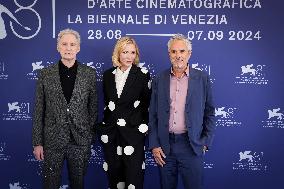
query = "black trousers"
(103, 133, 145, 189)
(42, 143, 90, 189)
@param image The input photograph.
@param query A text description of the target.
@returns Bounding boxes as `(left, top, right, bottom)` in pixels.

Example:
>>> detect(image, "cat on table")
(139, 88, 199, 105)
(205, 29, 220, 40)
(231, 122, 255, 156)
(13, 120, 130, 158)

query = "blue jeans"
(159, 133, 203, 189)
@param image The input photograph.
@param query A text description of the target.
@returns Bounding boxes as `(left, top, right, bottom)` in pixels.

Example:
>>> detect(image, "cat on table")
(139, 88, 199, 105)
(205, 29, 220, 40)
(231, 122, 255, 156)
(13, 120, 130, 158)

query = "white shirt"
(115, 65, 132, 98)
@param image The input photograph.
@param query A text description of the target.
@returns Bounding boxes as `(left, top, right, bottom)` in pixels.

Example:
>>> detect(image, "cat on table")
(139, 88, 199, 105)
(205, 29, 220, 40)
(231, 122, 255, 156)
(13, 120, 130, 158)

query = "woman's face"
(119, 43, 136, 71)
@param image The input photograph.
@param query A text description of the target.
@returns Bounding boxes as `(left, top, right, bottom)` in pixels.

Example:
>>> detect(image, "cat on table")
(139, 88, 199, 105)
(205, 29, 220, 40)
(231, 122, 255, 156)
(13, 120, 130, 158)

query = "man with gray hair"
(148, 34, 216, 189)
(32, 28, 97, 189)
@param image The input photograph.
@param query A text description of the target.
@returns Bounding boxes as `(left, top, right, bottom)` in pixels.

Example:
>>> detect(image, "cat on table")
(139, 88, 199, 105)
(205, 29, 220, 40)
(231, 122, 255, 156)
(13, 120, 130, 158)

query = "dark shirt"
(59, 60, 78, 104)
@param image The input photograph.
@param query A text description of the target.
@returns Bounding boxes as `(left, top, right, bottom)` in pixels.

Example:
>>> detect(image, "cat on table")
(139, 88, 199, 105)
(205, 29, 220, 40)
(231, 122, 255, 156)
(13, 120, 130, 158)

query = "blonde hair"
(112, 36, 140, 67)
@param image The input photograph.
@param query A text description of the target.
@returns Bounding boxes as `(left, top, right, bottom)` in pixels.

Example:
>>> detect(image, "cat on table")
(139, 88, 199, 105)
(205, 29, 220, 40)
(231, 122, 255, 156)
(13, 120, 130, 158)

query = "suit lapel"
(119, 65, 138, 100)
(163, 69, 171, 104)
(186, 68, 197, 105)
(52, 63, 68, 106)
(69, 63, 84, 106)
(107, 67, 119, 100)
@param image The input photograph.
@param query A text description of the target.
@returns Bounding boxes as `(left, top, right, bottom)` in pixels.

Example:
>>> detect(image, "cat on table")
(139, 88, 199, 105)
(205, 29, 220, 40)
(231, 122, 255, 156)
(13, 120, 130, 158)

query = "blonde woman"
(99, 37, 151, 189)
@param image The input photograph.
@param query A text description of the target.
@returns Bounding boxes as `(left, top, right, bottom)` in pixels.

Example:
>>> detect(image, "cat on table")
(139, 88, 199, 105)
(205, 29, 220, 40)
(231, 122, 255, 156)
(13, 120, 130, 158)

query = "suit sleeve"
(201, 74, 216, 148)
(101, 71, 108, 124)
(148, 76, 160, 149)
(141, 72, 151, 124)
(32, 70, 45, 146)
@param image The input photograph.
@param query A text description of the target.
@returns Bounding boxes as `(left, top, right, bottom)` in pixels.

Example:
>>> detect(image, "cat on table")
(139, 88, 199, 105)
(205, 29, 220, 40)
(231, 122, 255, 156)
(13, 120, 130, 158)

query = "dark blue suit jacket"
(148, 67, 216, 156)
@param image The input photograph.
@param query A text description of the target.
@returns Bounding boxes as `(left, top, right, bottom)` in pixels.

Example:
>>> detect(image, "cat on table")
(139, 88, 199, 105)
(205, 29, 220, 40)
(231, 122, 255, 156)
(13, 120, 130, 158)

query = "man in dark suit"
(32, 28, 97, 189)
(148, 34, 216, 189)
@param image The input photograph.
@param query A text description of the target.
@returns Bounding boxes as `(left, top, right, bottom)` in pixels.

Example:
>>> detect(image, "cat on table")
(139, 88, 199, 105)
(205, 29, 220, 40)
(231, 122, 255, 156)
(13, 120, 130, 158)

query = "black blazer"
(99, 65, 151, 144)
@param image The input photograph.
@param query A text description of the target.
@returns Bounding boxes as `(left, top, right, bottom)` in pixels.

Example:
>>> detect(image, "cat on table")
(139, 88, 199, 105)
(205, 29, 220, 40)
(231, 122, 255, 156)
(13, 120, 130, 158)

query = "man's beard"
(173, 61, 186, 71)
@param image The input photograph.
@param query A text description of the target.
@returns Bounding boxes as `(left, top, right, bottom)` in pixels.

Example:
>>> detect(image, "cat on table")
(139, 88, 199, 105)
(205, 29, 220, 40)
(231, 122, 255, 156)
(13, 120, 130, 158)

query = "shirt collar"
(116, 65, 132, 75)
(59, 60, 78, 71)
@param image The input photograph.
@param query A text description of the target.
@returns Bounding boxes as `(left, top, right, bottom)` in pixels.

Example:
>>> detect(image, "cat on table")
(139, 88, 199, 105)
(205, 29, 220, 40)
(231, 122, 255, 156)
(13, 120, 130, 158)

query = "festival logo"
(9, 182, 29, 189)
(26, 60, 53, 80)
(235, 64, 268, 85)
(139, 61, 156, 79)
(82, 61, 105, 82)
(262, 108, 284, 129)
(2, 101, 32, 121)
(192, 62, 215, 83)
(0, 142, 11, 161)
(0, 0, 41, 40)
(233, 150, 268, 171)
(215, 106, 242, 127)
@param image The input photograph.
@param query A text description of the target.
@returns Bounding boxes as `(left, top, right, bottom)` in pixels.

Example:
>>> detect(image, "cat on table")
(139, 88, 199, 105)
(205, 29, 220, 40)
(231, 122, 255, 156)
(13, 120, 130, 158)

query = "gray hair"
(167, 34, 192, 52)
(57, 28, 81, 46)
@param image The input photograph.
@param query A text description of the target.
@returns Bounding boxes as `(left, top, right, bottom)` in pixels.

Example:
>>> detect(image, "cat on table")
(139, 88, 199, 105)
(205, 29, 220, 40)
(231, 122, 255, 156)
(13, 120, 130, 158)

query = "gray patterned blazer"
(32, 62, 97, 149)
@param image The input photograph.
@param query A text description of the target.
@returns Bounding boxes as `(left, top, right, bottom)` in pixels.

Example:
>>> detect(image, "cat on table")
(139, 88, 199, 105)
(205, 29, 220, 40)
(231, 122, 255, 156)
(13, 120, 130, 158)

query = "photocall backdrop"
(0, 0, 283, 188)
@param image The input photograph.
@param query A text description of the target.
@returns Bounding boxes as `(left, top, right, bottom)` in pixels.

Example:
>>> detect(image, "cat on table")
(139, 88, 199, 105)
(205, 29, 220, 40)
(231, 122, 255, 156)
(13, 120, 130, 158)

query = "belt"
(169, 132, 188, 142)
(169, 132, 187, 135)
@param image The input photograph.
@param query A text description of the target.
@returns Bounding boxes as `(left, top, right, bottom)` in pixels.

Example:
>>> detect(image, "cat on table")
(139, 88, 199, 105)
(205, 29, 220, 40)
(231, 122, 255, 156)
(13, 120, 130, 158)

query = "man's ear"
(189, 50, 192, 57)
